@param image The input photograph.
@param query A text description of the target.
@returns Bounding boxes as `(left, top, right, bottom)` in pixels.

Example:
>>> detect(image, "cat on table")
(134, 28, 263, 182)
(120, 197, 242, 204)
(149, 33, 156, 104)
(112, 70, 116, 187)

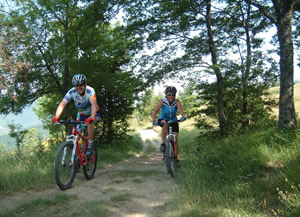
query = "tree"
(123, 0, 228, 134)
(178, 86, 198, 117)
(246, 0, 297, 129)
(8, 122, 28, 152)
(205, 0, 226, 135)
(0, 0, 145, 142)
(135, 90, 156, 123)
(220, 0, 278, 128)
(0, 5, 31, 104)
(124, 0, 278, 135)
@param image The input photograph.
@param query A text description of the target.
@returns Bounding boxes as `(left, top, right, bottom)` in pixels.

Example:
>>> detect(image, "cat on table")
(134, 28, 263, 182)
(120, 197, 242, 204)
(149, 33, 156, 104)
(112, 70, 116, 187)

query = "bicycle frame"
(166, 124, 178, 159)
(60, 121, 93, 167)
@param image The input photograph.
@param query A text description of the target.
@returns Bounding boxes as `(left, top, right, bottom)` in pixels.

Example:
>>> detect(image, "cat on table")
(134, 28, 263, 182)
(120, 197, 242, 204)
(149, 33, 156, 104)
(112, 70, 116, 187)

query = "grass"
(0, 194, 111, 217)
(0, 147, 58, 194)
(153, 84, 300, 217)
(0, 194, 74, 217)
(0, 132, 143, 194)
(97, 132, 143, 168)
(156, 121, 300, 217)
(110, 192, 133, 202)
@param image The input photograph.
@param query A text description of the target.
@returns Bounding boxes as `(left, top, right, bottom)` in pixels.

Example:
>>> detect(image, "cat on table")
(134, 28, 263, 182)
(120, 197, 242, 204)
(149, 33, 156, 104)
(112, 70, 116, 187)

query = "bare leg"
(161, 125, 168, 144)
(88, 123, 95, 141)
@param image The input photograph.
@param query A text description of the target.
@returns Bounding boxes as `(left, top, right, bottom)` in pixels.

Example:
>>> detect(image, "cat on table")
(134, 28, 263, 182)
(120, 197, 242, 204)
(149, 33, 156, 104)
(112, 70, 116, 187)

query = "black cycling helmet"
(72, 74, 87, 86)
(164, 86, 177, 94)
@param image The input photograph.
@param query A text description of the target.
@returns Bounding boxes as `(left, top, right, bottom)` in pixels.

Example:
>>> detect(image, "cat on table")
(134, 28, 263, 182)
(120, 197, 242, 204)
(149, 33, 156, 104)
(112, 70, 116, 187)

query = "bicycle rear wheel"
(165, 140, 175, 177)
(54, 141, 77, 190)
(83, 144, 97, 179)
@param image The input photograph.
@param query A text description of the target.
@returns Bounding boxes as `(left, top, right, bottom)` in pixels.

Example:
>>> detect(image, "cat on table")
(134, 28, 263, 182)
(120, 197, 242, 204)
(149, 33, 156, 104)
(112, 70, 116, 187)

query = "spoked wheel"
(171, 141, 178, 174)
(165, 140, 175, 177)
(83, 144, 97, 179)
(54, 141, 77, 190)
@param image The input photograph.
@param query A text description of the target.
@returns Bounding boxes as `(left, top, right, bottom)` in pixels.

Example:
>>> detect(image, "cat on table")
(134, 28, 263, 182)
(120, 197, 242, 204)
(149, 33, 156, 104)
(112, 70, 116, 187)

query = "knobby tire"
(54, 141, 77, 190)
(83, 144, 97, 179)
(165, 139, 175, 177)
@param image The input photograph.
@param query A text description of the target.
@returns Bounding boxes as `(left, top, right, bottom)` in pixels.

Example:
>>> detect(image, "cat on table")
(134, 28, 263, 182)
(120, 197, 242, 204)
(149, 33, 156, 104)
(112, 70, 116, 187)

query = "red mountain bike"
(160, 120, 181, 177)
(54, 120, 97, 190)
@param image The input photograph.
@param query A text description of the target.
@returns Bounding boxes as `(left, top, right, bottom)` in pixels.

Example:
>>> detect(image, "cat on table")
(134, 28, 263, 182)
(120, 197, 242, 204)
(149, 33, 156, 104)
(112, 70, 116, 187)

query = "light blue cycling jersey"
(63, 85, 98, 117)
(158, 98, 178, 121)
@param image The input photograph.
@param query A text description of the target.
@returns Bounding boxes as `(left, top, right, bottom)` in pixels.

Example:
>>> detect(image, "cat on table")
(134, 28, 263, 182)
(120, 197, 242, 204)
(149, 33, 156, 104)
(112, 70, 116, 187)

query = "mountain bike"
(160, 120, 181, 177)
(54, 120, 97, 190)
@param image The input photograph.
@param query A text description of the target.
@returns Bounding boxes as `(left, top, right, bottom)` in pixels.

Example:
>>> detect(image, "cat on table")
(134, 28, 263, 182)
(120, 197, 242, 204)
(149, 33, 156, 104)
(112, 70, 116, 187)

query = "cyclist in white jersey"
(152, 86, 186, 162)
(52, 74, 101, 156)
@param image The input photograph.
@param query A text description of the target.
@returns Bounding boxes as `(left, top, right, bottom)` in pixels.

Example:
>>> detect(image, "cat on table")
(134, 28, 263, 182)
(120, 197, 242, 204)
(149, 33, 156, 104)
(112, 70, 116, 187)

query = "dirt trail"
(0, 129, 177, 217)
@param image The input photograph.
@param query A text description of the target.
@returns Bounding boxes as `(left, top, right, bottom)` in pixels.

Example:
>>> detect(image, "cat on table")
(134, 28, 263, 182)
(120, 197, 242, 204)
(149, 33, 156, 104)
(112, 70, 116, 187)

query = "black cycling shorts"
(158, 119, 179, 133)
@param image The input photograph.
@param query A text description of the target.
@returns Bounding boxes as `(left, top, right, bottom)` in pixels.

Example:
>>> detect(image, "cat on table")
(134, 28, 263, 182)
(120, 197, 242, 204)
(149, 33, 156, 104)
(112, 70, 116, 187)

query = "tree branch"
(246, 0, 277, 24)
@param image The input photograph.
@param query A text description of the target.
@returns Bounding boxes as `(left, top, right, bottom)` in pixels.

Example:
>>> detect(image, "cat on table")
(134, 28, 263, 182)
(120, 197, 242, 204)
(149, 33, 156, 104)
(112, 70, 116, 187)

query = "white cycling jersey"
(63, 85, 97, 116)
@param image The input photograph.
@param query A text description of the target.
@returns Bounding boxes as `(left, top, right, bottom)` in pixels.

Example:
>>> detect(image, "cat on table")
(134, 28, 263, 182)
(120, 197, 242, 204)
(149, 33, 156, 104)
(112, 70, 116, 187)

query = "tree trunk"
(206, 0, 226, 135)
(247, 0, 297, 129)
(242, 1, 252, 127)
(277, 1, 297, 129)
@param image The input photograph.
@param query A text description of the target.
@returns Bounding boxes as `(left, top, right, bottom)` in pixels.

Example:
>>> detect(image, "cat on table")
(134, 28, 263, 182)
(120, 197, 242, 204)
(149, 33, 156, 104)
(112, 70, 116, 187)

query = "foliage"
(8, 123, 28, 152)
(165, 120, 300, 216)
(193, 79, 277, 133)
(177, 86, 198, 117)
(133, 90, 163, 124)
(0, 4, 31, 103)
(247, 0, 297, 129)
(123, 0, 280, 135)
(191, 57, 278, 133)
(0, 0, 146, 143)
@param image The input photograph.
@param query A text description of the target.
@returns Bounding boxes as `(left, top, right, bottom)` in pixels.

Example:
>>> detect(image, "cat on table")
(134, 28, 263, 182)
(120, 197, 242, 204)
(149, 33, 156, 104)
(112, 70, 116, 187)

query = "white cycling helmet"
(72, 74, 87, 86)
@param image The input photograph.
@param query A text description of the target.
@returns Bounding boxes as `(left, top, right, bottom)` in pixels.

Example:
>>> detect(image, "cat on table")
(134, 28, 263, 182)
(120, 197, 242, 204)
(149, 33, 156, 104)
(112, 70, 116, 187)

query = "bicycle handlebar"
(56, 120, 88, 126)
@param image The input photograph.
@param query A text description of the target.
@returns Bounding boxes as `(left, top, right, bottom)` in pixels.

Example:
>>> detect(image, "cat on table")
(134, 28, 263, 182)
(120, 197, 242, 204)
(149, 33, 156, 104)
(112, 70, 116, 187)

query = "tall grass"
(0, 145, 58, 193)
(0, 132, 143, 194)
(164, 121, 300, 217)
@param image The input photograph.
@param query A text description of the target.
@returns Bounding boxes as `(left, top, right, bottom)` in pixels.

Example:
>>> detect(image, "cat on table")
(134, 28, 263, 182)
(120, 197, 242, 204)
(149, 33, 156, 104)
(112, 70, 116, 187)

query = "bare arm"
(176, 99, 186, 118)
(90, 98, 98, 122)
(54, 100, 68, 119)
(152, 99, 163, 121)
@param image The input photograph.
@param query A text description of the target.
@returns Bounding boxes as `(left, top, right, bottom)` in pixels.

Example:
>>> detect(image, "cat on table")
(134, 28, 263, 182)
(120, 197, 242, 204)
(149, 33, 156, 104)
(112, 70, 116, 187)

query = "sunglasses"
(167, 94, 176, 97)
(75, 84, 85, 87)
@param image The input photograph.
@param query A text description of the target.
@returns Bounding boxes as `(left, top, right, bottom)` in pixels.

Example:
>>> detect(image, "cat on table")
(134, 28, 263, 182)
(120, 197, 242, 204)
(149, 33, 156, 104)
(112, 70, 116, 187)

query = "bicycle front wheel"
(165, 140, 175, 177)
(54, 141, 77, 190)
(83, 144, 97, 179)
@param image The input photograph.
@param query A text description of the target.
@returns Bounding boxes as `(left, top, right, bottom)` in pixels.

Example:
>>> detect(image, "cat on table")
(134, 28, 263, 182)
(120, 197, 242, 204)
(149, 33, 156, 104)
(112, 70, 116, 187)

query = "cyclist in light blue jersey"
(52, 74, 101, 156)
(152, 86, 186, 158)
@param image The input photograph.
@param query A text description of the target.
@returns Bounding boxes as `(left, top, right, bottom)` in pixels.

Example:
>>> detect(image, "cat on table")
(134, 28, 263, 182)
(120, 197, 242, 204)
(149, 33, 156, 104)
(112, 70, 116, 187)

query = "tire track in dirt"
(0, 129, 177, 217)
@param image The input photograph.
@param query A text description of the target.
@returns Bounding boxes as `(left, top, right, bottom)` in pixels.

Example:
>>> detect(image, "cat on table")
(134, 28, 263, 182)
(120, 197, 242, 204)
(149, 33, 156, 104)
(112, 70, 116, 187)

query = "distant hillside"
(0, 123, 49, 150)
(0, 104, 42, 134)
(0, 104, 47, 149)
